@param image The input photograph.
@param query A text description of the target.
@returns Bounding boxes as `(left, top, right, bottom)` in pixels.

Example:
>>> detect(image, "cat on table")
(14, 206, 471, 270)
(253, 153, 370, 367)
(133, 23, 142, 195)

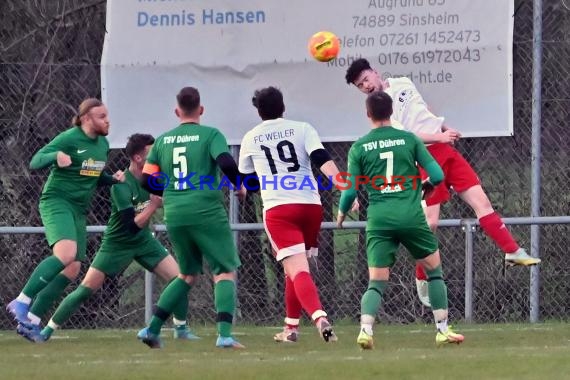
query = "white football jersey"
(385, 77, 444, 135)
(239, 118, 323, 210)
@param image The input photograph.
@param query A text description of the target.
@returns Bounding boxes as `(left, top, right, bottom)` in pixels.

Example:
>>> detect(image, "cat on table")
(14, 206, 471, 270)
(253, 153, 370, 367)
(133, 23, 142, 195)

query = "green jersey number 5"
(173, 147, 188, 190)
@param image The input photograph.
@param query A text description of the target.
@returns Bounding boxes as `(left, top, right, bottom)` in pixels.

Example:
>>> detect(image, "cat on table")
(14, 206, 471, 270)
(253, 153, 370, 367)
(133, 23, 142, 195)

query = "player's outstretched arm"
(415, 130, 460, 145)
(29, 134, 69, 170)
(441, 125, 462, 136)
(97, 170, 124, 187)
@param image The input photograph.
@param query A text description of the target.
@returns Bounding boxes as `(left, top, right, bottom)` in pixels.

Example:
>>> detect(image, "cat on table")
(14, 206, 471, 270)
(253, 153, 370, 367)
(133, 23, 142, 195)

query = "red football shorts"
(419, 143, 480, 206)
(263, 203, 323, 261)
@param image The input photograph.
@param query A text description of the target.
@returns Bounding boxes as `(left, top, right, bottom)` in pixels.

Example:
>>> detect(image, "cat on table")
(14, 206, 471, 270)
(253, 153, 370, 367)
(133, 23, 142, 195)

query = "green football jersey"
(345, 126, 436, 229)
(146, 123, 230, 226)
(101, 170, 155, 246)
(30, 127, 110, 210)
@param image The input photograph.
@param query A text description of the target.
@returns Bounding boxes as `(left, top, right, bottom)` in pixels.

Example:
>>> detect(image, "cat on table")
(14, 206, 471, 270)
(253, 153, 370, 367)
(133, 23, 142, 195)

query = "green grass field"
(1, 323, 569, 380)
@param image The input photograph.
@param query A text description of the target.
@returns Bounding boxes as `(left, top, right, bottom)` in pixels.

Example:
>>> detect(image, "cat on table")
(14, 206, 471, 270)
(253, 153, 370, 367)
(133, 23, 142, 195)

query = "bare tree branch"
(1, 0, 105, 54)
(14, 1, 68, 139)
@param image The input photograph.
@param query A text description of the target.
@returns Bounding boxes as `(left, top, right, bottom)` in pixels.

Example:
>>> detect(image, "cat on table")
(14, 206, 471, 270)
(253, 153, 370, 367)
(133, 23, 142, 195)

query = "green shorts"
(91, 238, 169, 276)
(366, 223, 438, 268)
(39, 198, 87, 261)
(167, 219, 240, 276)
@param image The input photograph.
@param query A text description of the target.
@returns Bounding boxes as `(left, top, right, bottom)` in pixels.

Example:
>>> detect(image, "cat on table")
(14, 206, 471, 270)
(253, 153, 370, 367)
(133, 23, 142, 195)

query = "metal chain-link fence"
(1, 0, 568, 329)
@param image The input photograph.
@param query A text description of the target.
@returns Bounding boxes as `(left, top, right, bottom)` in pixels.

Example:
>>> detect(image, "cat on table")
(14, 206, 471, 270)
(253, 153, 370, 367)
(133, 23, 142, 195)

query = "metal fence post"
(462, 219, 475, 323)
(530, 0, 543, 323)
(230, 145, 241, 321)
(144, 271, 154, 324)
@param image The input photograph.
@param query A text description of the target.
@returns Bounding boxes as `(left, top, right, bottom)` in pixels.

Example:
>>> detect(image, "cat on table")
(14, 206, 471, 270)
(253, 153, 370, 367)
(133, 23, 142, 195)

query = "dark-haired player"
(345, 59, 540, 307)
(239, 86, 343, 343)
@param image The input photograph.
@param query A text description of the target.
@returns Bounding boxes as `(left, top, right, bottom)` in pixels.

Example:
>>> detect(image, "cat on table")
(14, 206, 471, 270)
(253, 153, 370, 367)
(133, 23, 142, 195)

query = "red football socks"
(284, 275, 302, 328)
(293, 271, 324, 319)
(479, 212, 520, 254)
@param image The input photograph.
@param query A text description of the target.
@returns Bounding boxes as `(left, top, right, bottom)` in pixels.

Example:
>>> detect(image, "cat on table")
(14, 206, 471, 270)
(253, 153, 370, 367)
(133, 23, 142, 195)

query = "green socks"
(361, 280, 387, 317)
(149, 278, 191, 335)
(426, 266, 448, 310)
(171, 283, 189, 323)
(214, 280, 236, 338)
(30, 274, 72, 320)
(21, 256, 65, 299)
(51, 285, 93, 326)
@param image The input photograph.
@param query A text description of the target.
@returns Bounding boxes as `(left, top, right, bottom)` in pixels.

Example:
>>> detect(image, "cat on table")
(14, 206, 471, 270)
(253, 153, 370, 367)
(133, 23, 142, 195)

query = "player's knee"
(52, 240, 78, 264)
(283, 253, 310, 279)
(81, 270, 105, 290)
(420, 250, 441, 271)
(425, 265, 444, 281)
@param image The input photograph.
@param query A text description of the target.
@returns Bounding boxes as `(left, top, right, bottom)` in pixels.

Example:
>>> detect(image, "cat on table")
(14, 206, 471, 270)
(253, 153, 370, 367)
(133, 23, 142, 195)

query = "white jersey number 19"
(260, 140, 300, 175)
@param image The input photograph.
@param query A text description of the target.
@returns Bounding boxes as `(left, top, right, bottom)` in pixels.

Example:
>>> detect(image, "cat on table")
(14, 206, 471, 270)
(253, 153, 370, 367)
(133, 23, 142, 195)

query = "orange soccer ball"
(308, 31, 340, 62)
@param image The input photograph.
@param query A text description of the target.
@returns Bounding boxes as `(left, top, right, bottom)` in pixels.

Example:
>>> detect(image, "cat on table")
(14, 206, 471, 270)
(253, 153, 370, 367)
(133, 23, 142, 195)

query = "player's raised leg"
(459, 185, 540, 266)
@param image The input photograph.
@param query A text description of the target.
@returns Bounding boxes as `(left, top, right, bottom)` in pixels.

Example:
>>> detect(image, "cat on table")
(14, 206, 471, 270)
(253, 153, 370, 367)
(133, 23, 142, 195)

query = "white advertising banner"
(102, 0, 514, 148)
